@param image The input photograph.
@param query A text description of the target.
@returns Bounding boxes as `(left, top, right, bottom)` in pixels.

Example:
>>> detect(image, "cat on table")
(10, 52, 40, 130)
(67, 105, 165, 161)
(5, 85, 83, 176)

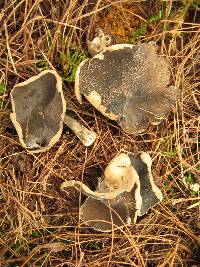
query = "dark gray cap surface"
(76, 43, 179, 134)
(128, 152, 163, 216)
(10, 70, 66, 152)
(80, 187, 136, 232)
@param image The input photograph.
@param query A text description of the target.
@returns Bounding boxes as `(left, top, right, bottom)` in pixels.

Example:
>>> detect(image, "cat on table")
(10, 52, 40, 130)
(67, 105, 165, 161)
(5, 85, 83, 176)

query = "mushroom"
(87, 28, 112, 57)
(75, 42, 179, 135)
(61, 152, 163, 232)
(10, 70, 96, 153)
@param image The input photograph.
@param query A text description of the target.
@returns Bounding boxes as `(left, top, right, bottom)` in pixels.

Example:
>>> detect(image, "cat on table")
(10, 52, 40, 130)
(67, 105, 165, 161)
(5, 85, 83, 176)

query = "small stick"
(63, 115, 97, 147)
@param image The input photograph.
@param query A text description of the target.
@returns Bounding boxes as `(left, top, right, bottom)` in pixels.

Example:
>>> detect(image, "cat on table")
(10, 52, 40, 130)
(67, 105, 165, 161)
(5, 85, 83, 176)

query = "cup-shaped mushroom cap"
(75, 43, 179, 134)
(61, 152, 163, 232)
(10, 70, 66, 153)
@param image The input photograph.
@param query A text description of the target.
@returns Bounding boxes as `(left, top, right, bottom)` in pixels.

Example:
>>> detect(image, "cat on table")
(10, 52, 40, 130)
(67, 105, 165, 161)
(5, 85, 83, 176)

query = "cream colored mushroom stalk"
(75, 37, 179, 135)
(63, 115, 96, 147)
(10, 70, 96, 152)
(61, 152, 163, 232)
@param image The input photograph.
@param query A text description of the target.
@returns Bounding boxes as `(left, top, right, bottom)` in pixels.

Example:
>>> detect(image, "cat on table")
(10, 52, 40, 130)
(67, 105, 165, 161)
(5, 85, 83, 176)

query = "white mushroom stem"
(63, 115, 97, 147)
(61, 180, 126, 200)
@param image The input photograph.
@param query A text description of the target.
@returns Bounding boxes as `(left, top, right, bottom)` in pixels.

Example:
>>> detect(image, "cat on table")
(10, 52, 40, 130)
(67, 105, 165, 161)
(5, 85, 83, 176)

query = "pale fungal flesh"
(61, 153, 138, 200)
(61, 152, 163, 232)
(63, 115, 97, 147)
(10, 70, 96, 152)
(75, 42, 179, 135)
(87, 28, 112, 57)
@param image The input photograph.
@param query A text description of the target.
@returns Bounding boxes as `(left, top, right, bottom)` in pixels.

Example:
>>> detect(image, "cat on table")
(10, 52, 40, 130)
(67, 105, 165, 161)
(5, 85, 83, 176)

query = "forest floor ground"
(0, 0, 200, 266)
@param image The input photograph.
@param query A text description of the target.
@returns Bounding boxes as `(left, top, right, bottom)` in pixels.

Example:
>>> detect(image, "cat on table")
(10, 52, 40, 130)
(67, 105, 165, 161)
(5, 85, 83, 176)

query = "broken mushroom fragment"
(61, 152, 163, 232)
(129, 152, 163, 217)
(10, 70, 96, 152)
(63, 115, 96, 147)
(87, 28, 112, 56)
(75, 42, 179, 134)
(79, 190, 134, 232)
(62, 153, 138, 200)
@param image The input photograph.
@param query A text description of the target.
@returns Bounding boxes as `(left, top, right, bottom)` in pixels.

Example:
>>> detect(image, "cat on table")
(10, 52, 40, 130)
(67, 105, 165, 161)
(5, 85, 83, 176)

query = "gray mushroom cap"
(10, 70, 66, 153)
(75, 42, 179, 134)
(79, 189, 135, 232)
(129, 152, 163, 217)
(10, 70, 97, 152)
(61, 152, 163, 232)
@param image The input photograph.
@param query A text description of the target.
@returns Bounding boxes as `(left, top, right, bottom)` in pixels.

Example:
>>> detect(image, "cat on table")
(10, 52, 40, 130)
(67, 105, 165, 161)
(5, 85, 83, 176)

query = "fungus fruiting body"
(87, 28, 112, 56)
(10, 70, 96, 152)
(75, 42, 179, 134)
(62, 152, 163, 232)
